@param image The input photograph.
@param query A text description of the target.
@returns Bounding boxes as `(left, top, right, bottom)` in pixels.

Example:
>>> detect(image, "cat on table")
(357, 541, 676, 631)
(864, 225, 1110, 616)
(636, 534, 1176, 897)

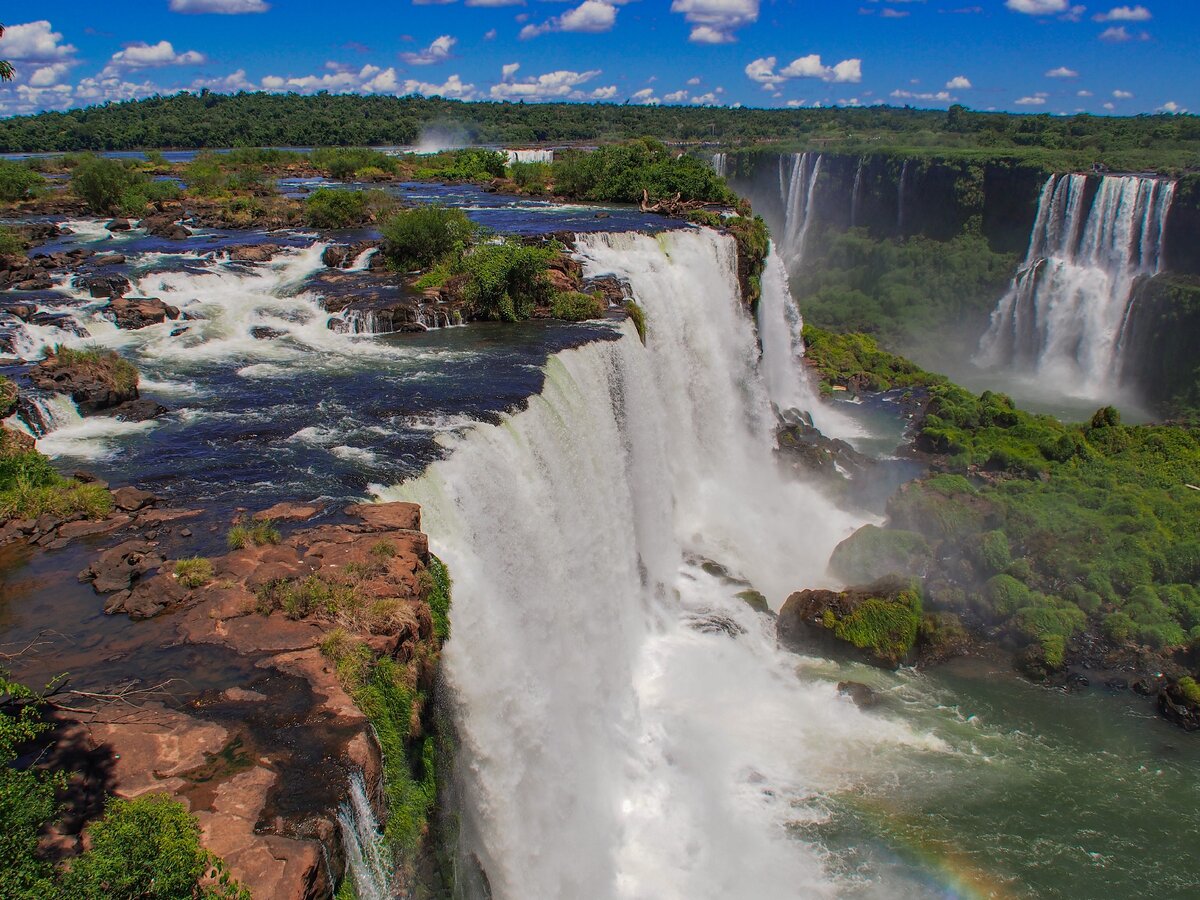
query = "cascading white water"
(506, 149, 554, 166)
(781, 153, 823, 265)
(977, 173, 1176, 396)
(379, 228, 933, 900)
(347, 247, 379, 271)
(850, 158, 864, 229)
(711, 151, 728, 178)
(897, 160, 910, 231)
(337, 770, 395, 900)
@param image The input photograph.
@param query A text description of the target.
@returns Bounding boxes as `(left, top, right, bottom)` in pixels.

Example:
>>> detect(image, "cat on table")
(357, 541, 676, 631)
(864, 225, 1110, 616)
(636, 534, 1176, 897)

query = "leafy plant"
(379, 205, 477, 272)
(174, 557, 214, 589)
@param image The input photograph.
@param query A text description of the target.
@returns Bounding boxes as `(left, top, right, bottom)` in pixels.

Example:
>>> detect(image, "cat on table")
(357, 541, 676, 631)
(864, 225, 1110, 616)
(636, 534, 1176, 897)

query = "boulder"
(30, 348, 139, 414)
(778, 576, 921, 668)
(344, 501, 421, 532)
(253, 502, 322, 522)
(111, 486, 157, 512)
(140, 215, 192, 240)
(321, 245, 351, 269)
(107, 398, 168, 422)
(78, 539, 164, 594)
(837, 681, 879, 708)
(104, 296, 180, 330)
(105, 218, 132, 232)
(92, 253, 126, 266)
(75, 273, 131, 299)
(226, 243, 281, 263)
(1158, 679, 1200, 731)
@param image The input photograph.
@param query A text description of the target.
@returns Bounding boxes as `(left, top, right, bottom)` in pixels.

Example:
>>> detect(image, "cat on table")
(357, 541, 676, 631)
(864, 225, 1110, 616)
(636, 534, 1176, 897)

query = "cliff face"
(724, 150, 1049, 254)
(1121, 273, 1200, 414)
(1165, 175, 1200, 275)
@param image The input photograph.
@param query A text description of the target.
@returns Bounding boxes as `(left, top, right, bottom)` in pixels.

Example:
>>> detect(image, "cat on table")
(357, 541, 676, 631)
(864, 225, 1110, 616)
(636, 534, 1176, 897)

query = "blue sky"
(0, 1, 1193, 117)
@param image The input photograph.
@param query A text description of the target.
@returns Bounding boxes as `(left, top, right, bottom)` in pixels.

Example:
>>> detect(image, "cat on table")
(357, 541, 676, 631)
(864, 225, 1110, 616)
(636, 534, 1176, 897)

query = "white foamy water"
(337, 770, 395, 900)
(380, 229, 935, 899)
(977, 173, 1176, 399)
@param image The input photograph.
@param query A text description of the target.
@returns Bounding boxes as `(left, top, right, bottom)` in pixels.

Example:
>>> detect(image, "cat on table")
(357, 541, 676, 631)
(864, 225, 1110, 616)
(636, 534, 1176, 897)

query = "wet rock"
(5, 303, 36, 321)
(1133, 677, 1159, 696)
(108, 398, 169, 422)
(777, 576, 920, 668)
(104, 296, 180, 330)
(111, 486, 157, 512)
(78, 539, 164, 593)
(105, 218, 132, 232)
(344, 501, 421, 532)
(13, 276, 53, 291)
(837, 681, 879, 708)
(92, 253, 126, 266)
(250, 326, 286, 340)
(75, 273, 131, 299)
(110, 572, 189, 619)
(28, 311, 88, 336)
(1065, 672, 1090, 692)
(1105, 677, 1129, 692)
(30, 349, 139, 414)
(1158, 680, 1200, 731)
(685, 612, 746, 637)
(321, 245, 351, 268)
(225, 243, 281, 263)
(254, 502, 322, 522)
(594, 211, 611, 219)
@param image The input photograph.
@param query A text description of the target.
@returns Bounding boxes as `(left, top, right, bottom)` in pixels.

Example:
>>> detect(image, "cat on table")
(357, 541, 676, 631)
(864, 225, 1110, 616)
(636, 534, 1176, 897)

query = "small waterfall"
(711, 151, 727, 178)
(15, 392, 84, 438)
(337, 770, 396, 900)
(897, 160, 910, 232)
(850, 158, 864, 229)
(506, 149, 554, 166)
(780, 153, 823, 266)
(379, 228, 924, 899)
(348, 247, 379, 271)
(977, 173, 1176, 396)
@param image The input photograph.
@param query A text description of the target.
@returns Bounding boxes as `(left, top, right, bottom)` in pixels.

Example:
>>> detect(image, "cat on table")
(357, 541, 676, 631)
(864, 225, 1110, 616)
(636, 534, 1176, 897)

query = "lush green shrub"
(550, 291, 606, 321)
(0, 449, 114, 521)
(550, 138, 733, 204)
(71, 156, 143, 213)
(304, 188, 369, 228)
(829, 590, 922, 665)
(422, 148, 506, 182)
(0, 225, 27, 256)
(423, 553, 452, 642)
(0, 160, 44, 202)
(379, 205, 477, 271)
(509, 161, 550, 192)
(183, 153, 228, 197)
(626, 300, 646, 343)
(312, 147, 399, 181)
(1178, 676, 1200, 705)
(61, 793, 248, 899)
(226, 518, 281, 549)
(460, 239, 555, 322)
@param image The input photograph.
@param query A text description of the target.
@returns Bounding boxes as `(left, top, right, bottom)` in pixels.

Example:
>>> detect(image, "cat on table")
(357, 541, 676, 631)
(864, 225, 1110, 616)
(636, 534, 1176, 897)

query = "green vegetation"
(174, 557, 214, 589)
(71, 156, 141, 214)
(1178, 676, 1200, 705)
(424, 553, 452, 642)
(1, 671, 246, 899)
(551, 138, 734, 205)
(415, 147, 506, 182)
(550, 291, 606, 321)
(225, 518, 281, 550)
(823, 590, 923, 665)
(801, 325, 944, 394)
(0, 225, 27, 256)
(812, 327, 1200, 665)
(828, 525, 931, 585)
(460, 239, 555, 321)
(379, 204, 477, 271)
(3, 93, 1197, 173)
(794, 230, 1018, 351)
(509, 160, 550, 192)
(0, 159, 44, 202)
(0, 450, 113, 521)
(725, 214, 770, 305)
(626, 299, 646, 343)
(303, 188, 393, 229)
(311, 147, 399, 181)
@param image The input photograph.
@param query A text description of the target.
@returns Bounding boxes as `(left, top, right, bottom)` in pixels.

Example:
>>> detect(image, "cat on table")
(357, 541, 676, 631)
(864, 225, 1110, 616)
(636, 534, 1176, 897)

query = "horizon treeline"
(1, 91, 1199, 166)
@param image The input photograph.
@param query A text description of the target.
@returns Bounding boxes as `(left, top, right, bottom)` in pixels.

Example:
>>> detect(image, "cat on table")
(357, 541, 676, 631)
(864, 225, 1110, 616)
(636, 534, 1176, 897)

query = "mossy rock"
(829, 524, 931, 584)
(736, 589, 770, 614)
(778, 577, 921, 667)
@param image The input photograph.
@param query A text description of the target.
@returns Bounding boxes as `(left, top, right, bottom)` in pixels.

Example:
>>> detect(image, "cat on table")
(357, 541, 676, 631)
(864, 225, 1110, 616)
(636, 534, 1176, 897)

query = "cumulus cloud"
(589, 85, 618, 99)
(489, 67, 601, 99)
(945, 75, 972, 89)
(664, 89, 689, 102)
(0, 21, 76, 61)
(169, 0, 270, 12)
(400, 35, 456, 65)
(1158, 101, 1184, 113)
(1015, 94, 1048, 105)
(1098, 25, 1149, 41)
(520, 0, 623, 39)
(891, 89, 955, 102)
(745, 54, 862, 87)
(107, 41, 206, 70)
(1112, 88, 1133, 98)
(672, 0, 759, 44)
(630, 87, 660, 105)
(1094, 5, 1151, 21)
(1045, 66, 1079, 77)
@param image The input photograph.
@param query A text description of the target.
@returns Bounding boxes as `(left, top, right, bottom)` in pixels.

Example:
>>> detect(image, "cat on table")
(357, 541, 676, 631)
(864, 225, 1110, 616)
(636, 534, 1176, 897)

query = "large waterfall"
(977, 173, 1176, 395)
(780, 153, 824, 265)
(381, 228, 930, 899)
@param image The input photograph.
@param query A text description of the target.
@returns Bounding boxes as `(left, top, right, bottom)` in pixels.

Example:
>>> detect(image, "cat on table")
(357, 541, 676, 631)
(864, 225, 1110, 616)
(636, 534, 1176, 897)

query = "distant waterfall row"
(977, 173, 1176, 396)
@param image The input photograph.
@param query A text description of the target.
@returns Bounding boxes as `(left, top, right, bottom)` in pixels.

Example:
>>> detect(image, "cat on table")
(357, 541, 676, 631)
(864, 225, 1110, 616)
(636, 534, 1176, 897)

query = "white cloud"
(400, 73, 475, 98)
(400, 35, 456, 65)
(1005, 0, 1068, 13)
(630, 87, 660, 105)
(671, 0, 759, 44)
(0, 21, 76, 61)
(1112, 89, 1133, 98)
(891, 89, 955, 102)
(1094, 5, 1151, 21)
(501, 62, 521, 81)
(1099, 25, 1133, 40)
(1077, 89, 1094, 96)
(191, 69, 256, 91)
(28, 62, 73, 87)
(521, 0, 622, 39)
(1045, 66, 1079, 77)
(744, 56, 783, 86)
(489, 68, 601, 99)
(484, 29, 497, 40)
(664, 89, 689, 102)
(1015, 95, 1048, 105)
(1158, 101, 1184, 113)
(945, 75, 972, 89)
(687, 76, 701, 85)
(589, 85, 617, 99)
(1103, 101, 1115, 109)
(169, 0, 270, 12)
(692, 91, 720, 105)
(107, 41, 206, 70)
(465, 0, 526, 5)
(780, 54, 862, 83)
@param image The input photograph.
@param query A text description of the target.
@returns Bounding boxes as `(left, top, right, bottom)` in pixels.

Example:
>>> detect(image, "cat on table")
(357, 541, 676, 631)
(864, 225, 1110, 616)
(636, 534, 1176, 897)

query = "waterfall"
(379, 228, 928, 899)
(850, 158, 864, 229)
(780, 153, 823, 266)
(15, 392, 83, 438)
(337, 770, 396, 900)
(711, 151, 727, 178)
(977, 173, 1176, 396)
(347, 247, 379, 271)
(506, 149, 554, 166)
(897, 160, 910, 232)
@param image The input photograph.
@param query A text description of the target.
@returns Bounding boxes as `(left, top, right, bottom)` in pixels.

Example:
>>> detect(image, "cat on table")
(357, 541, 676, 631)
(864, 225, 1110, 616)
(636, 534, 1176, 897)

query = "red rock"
(253, 501, 322, 522)
(344, 501, 421, 532)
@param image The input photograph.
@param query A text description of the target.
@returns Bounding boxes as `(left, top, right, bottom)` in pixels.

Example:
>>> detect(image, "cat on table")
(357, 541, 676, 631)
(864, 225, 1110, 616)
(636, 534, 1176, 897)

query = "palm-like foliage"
(0, 25, 13, 82)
